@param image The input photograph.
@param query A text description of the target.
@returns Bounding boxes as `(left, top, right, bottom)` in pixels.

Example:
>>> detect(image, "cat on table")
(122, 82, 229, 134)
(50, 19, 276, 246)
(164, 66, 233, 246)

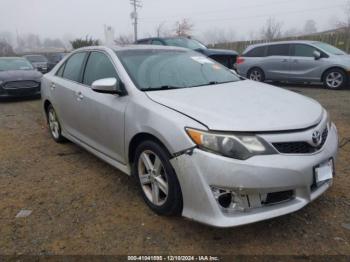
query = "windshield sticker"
(191, 56, 214, 64)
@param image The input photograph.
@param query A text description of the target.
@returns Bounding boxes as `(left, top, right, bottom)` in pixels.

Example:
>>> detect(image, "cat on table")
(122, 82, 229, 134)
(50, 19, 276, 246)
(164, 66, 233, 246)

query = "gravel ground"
(0, 85, 349, 256)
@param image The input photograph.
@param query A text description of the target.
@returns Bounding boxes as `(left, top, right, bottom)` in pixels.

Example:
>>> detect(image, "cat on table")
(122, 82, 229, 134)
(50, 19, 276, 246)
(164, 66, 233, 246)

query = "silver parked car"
(41, 45, 338, 227)
(236, 41, 350, 89)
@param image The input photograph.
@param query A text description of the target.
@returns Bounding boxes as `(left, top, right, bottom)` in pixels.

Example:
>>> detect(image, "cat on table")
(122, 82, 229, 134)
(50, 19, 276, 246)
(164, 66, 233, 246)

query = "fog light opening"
(218, 193, 232, 208)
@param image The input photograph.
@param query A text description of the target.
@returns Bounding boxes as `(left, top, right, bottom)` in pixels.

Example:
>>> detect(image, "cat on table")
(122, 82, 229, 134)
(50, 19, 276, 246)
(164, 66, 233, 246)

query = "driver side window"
(83, 52, 119, 86)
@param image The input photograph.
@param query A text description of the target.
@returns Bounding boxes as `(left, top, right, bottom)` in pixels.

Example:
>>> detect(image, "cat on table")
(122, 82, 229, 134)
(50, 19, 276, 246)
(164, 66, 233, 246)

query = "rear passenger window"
(267, 44, 290, 56)
(62, 52, 86, 82)
(244, 46, 266, 57)
(292, 44, 317, 57)
(83, 52, 119, 86)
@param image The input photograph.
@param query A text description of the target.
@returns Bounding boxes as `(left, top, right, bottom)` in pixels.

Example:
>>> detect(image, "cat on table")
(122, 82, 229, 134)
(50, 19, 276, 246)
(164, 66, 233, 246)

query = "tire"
(46, 104, 66, 143)
(133, 140, 183, 216)
(248, 68, 265, 82)
(323, 69, 347, 90)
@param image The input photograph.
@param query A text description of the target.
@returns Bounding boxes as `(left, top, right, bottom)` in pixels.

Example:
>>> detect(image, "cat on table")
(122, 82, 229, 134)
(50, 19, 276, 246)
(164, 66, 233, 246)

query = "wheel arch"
(321, 66, 348, 82)
(247, 66, 266, 80)
(128, 132, 172, 166)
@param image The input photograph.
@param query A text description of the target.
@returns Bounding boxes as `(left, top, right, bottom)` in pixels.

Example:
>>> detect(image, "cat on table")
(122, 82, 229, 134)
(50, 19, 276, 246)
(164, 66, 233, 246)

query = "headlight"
(186, 128, 276, 160)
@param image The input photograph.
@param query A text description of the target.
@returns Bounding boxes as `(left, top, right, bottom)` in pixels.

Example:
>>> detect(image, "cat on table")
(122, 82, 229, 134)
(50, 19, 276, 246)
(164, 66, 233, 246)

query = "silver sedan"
(41, 45, 338, 227)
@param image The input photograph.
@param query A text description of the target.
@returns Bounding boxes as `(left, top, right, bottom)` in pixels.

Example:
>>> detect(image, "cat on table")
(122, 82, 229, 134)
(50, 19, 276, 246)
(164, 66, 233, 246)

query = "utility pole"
(130, 0, 142, 42)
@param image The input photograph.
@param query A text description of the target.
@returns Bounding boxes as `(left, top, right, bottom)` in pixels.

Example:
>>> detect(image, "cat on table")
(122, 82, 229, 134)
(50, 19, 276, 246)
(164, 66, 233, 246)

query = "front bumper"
(170, 124, 338, 227)
(0, 84, 41, 98)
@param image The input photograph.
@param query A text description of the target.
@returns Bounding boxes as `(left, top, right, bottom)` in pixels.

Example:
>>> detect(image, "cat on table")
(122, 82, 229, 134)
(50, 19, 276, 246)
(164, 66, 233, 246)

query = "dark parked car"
(46, 52, 66, 72)
(135, 37, 238, 69)
(0, 57, 42, 98)
(23, 54, 49, 73)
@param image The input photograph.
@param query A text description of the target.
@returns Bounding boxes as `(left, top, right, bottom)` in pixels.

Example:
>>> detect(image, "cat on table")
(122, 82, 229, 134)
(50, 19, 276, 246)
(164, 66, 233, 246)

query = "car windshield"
(25, 55, 48, 62)
(313, 42, 346, 55)
(163, 38, 207, 50)
(116, 49, 240, 91)
(0, 58, 34, 71)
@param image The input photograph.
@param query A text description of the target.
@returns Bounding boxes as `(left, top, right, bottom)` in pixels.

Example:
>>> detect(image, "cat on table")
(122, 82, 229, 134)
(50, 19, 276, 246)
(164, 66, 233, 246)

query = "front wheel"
(323, 69, 347, 90)
(133, 140, 183, 216)
(248, 68, 265, 82)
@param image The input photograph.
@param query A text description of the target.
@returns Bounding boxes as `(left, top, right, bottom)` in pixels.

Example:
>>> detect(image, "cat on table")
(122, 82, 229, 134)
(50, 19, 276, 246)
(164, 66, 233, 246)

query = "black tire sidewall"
(324, 69, 347, 90)
(133, 140, 183, 216)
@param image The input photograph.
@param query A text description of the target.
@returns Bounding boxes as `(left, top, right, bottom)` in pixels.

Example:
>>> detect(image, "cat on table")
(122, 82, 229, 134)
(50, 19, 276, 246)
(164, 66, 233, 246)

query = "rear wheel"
(133, 140, 183, 216)
(248, 68, 265, 82)
(47, 104, 66, 143)
(323, 69, 347, 90)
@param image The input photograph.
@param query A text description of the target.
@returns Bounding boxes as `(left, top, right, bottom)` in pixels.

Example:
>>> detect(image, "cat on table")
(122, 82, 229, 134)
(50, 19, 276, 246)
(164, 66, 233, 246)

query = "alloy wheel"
(48, 108, 60, 139)
(137, 150, 169, 206)
(326, 72, 343, 89)
(250, 70, 262, 81)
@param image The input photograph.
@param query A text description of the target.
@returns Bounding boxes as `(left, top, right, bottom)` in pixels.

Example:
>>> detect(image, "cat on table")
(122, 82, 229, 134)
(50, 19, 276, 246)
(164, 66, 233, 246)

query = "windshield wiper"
(191, 80, 237, 88)
(140, 85, 185, 91)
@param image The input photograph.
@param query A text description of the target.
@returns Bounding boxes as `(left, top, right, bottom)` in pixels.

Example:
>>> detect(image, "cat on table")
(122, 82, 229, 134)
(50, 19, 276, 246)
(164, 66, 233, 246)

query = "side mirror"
(313, 50, 321, 60)
(91, 78, 125, 95)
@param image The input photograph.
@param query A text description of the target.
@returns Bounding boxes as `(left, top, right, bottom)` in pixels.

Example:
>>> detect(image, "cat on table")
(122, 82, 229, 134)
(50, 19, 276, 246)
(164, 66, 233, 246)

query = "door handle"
(282, 59, 288, 62)
(293, 59, 299, 63)
(75, 91, 84, 101)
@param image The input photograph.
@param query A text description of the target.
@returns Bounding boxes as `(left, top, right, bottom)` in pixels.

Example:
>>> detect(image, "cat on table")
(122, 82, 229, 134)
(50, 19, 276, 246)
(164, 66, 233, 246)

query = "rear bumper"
(170, 124, 338, 227)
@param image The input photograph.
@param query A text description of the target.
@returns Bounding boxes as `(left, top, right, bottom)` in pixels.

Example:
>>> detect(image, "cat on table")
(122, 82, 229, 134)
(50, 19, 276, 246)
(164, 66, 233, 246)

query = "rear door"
(51, 52, 88, 139)
(262, 44, 291, 80)
(289, 44, 326, 81)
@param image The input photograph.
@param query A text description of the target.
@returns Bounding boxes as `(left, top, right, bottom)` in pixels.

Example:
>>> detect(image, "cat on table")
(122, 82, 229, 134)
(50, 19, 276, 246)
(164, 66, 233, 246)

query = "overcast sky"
(0, 0, 347, 42)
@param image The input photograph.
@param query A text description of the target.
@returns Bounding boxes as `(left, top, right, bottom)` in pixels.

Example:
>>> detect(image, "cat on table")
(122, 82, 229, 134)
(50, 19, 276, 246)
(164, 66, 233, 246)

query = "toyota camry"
(41, 45, 338, 227)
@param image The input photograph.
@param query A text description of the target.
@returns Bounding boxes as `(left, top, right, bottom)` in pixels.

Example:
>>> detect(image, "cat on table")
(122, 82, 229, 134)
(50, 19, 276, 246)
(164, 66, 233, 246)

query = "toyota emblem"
(312, 130, 322, 146)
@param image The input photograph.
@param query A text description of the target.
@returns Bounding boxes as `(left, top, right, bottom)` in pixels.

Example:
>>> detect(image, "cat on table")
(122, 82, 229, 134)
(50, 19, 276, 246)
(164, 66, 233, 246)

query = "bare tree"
(174, 19, 194, 37)
(201, 28, 236, 45)
(0, 41, 15, 56)
(260, 17, 283, 41)
(154, 22, 172, 37)
(303, 20, 317, 35)
(283, 27, 300, 38)
(114, 34, 134, 45)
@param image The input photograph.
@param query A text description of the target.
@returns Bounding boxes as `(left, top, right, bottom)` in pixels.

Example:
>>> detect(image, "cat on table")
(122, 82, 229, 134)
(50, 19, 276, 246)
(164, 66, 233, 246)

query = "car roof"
(137, 36, 190, 42)
(73, 44, 188, 52)
(0, 56, 27, 60)
(244, 40, 320, 52)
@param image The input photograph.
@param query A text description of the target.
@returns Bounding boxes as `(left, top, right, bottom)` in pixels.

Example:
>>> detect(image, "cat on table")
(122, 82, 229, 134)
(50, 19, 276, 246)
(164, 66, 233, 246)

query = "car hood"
(0, 70, 42, 82)
(146, 80, 323, 132)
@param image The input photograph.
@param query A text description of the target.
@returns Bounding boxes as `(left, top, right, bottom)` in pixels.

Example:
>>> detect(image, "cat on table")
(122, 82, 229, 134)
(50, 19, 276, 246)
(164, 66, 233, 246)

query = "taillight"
(236, 56, 245, 64)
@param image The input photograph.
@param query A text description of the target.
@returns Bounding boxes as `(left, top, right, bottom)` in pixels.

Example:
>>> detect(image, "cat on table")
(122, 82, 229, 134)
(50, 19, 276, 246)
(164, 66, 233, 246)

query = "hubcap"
(326, 72, 343, 89)
(48, 108, 60, 139)
(138, 150, 168, 206)
(250, 70, 262, 81)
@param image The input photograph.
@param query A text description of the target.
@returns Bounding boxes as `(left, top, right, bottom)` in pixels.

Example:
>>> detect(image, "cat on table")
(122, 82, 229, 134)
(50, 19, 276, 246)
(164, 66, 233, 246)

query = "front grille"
(273, 128, 328, 154)
(4, 81, 40, 89)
